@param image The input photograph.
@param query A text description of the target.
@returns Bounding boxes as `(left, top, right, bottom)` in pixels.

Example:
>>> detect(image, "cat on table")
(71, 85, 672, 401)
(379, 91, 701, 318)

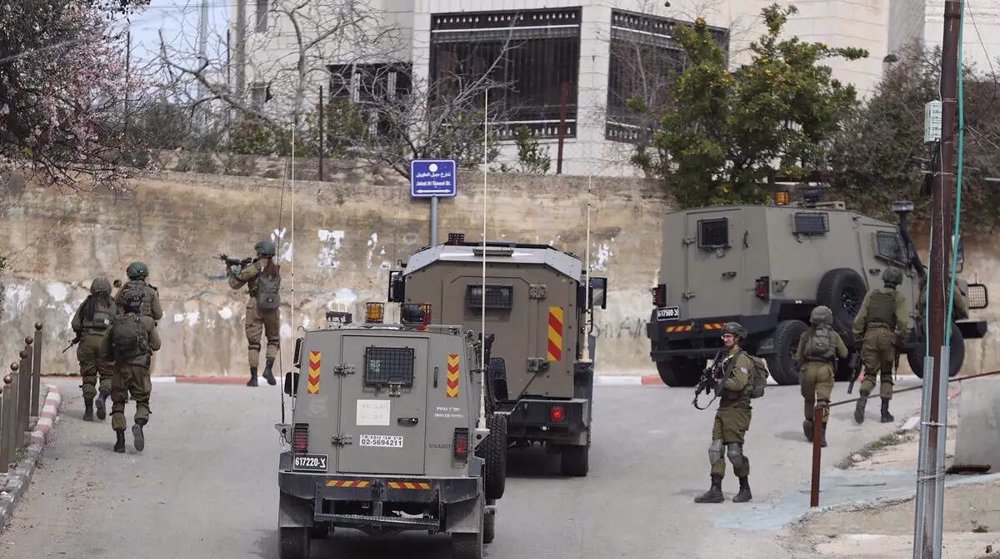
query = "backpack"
(119, 281, 149, 316)
(110, 314, 149, 359)
(741, 352, 769, 399)
(804, 326, 836, 361)
(256, 265, 281, 310)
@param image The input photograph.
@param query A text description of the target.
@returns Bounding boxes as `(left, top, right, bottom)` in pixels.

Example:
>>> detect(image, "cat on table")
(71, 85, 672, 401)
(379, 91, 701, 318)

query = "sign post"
(411, 159, 457, 246)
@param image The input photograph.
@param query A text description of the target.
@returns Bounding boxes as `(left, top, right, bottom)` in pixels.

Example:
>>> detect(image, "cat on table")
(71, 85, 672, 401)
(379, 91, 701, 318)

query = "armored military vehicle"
(275, 304, 508, 559)
(388, 233, 607, 477)
(646, 191, 989, 387)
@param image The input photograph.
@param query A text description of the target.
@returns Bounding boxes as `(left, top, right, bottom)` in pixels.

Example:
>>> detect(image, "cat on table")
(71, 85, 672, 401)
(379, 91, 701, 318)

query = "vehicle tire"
(480, 413, 507, 500)
(655, 358, 702, 387)
(817, 268, 868, 333)
(559, 444, 589, 477)
(453, 531, 484, 559)
(483, 508, 496, 544)
(279, 527, 310, 559)
(765, 320, 809, 385)
(906, 326, 965, 379)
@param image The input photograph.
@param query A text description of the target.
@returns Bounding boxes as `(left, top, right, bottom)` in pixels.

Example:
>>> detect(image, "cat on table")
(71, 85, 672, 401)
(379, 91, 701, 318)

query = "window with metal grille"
(255, 0, 268, 32)
(793, 212, 829, 235)
(364, 347, 415, 387)
(466, 285, 514, 310)
(698, 218, 729, 249)
(874, 231, 907, 266)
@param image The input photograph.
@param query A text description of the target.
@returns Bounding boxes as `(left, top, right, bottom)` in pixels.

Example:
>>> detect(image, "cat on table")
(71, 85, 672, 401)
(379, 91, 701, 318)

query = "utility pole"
(914, 1, 961, 558)
(196, 0, 209, 129)
(235, 0, 247, 97)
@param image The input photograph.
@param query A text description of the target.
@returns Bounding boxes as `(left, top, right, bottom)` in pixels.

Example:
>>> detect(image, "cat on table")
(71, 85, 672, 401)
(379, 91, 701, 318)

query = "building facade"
(889, 0, 1000, 72)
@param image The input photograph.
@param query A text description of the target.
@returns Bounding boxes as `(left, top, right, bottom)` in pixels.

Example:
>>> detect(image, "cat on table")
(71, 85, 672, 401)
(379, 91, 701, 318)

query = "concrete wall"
(0, 171, 667, 378)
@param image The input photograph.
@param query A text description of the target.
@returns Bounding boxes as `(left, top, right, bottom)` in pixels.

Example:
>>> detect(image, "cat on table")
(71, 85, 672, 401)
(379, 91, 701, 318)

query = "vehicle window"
(698, 218, 729, 249)
(466, 284, 514, 310)
(874, 231, 907, 266)
(793, 212, 829, 235)
(364, 346, 415, 387)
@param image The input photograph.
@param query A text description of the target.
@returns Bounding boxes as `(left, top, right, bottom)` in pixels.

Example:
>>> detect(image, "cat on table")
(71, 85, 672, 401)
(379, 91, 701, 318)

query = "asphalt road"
(0, 378, 921, 558)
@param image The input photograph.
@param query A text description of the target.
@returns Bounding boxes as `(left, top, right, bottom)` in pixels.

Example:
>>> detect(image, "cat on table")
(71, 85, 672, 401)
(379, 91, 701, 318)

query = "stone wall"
(0, 170, 668, 377)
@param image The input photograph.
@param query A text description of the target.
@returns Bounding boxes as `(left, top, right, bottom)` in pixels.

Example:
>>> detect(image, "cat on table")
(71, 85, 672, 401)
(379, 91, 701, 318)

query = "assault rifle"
(217, 254, 257, 269)
(63, 332, 83, 353)
(846, 350, 863, 394)
(693, 347, 726, 410)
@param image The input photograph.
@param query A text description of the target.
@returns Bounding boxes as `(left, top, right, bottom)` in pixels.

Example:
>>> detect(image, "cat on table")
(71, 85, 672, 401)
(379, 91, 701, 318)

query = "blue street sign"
(411, 159, 457, 198)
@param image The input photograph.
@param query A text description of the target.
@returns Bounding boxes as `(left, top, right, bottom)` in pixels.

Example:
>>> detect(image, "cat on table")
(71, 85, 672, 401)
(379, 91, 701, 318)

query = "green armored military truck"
(646, 191, 989, 386)
(275, 305, 507, 559)
(388, 233, 607, 477)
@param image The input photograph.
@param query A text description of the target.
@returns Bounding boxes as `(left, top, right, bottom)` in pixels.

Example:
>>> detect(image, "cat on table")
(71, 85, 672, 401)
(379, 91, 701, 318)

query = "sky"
(125, 0, 231, 65)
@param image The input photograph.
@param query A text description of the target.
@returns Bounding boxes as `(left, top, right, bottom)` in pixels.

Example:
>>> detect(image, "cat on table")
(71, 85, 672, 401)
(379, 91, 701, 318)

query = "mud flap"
(444, 489, 483, 534)
(279, 493, 314, 528)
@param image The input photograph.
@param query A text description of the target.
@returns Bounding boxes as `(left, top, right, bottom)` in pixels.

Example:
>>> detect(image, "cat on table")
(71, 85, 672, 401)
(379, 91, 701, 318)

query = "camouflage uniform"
(695, 322, 754, 504)
(70, 277, 117, 421)
(114, 262, 163, 322)
(102, 303, 161, 453)
(796, 306, 848, 446)
(852, 267, 910, 423)
(228, 239, 281, 386)
(916, 275, 970, 337)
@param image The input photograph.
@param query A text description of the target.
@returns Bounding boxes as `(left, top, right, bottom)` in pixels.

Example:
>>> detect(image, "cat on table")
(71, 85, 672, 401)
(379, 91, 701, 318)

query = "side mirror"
(284, 372, 300, 396)
(589, 277, 608, 310)
(293, 338, 303, 368)
(388, 270, 405, 303)
(487, 357, 509, 402)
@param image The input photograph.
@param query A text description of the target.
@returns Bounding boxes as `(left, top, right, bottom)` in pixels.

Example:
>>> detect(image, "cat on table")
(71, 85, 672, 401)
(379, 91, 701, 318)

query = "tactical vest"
(120, 281, 153, 318)
(803, 326, 836, 361)
(256, 268, 281, 310)
(110, 313, 151, 364)
(866, 289, 897, 327)
(82, 299, 113, 333)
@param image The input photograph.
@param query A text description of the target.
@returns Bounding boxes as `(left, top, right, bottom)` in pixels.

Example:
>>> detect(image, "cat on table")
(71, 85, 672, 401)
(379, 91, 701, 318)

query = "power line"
(965, 1, 998, 117)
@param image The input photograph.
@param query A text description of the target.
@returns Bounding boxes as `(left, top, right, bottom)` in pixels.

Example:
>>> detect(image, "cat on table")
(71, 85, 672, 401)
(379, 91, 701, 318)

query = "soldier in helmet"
(228, 239, 282, 387)
(114, 261, 163, 323)
(797, 306, 848, 447)
(694, 321, 755, 504)
(70, 277, 118, 421)
(102, 289, 161, 453)
(852, 266, 910, 424)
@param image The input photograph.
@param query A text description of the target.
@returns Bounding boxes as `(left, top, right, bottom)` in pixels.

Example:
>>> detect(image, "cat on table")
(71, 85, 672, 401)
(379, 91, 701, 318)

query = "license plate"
(360, 434, 404, 448)
(657, 306, 680, 320)
(292, 454, 328, 472)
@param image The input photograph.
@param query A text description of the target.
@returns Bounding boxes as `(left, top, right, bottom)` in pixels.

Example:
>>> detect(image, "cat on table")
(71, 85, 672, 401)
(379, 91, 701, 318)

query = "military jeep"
(275, 304, 507, 559)
(646, 191, 990, 386)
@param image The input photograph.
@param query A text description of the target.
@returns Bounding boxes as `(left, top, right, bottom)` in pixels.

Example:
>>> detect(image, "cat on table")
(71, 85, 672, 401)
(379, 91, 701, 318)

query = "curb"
(0, 384, 62, 534)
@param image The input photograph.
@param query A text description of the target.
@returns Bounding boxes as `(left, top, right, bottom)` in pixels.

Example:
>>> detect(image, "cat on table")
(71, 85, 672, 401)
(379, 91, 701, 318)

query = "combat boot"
(132, 420, 146, 452)
(881, 398, 894, 423)
(694, 475, 725, 503)
(95, 390, 109, 421)
(732, 477, 753, 503)
(113, 430, 126, 453)
(262, 357, 277, 386)
(83, 397, 94, 422)
(803, 419, 814, 443)
(246, 366, 258, 387)
(854, 391, 869, 424)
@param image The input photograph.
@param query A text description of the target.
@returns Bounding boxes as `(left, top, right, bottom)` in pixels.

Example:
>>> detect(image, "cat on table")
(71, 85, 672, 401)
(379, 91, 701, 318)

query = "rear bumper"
(646, 310, 784, 361)
(503, 397, 589, 443)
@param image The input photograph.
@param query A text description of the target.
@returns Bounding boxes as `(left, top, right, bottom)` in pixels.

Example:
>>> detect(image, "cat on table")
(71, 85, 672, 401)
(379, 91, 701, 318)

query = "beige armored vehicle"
(388, 233, 607, 477)
(646, 190, 989, 386)
(275, 305, 507, 559)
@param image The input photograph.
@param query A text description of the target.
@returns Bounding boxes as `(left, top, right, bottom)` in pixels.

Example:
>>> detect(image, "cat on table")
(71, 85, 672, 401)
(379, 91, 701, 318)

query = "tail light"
(652, 284, 666, 307)
(293, 423, 309, 453)
(755, 277, 770, 300)
(453, 428, 469, 459)
(550, 405, 566, 423)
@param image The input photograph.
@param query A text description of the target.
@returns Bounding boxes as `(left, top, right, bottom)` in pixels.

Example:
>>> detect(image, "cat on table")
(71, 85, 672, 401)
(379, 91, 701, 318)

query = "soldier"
(797, 306, 848, 447)
(694, 322, 754, 504)
(70, 277, 117, 421)
(852, 267, 910, 424)
(916, 274, 970, 337)
(102, 290, 161, 453)
(114, 261, 163, 323)
(228, 239, 281, 387)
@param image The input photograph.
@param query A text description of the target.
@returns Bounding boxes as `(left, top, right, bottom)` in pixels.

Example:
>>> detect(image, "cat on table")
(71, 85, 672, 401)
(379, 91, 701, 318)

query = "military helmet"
(721, 321, 747, 339)
(882, 267, 903, 287)
(810, 305, 833, 326)
(90, 277, 112, 294)
(126, 261, 149, 280)
(255, 239, 277, 258)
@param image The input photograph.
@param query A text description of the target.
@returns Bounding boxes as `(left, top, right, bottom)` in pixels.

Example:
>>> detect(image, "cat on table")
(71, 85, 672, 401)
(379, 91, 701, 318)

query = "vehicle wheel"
(309, 523, 330, 540)
(765, 320, 809, 385)
(453, 531, 484, 559)
(559, 444, 589, 477)
(483, 508, 496, 544)
(906, 326, 965, 379)
(655, 358, 702, 387)
(817, 268, 868, 340)
(479, 413, 507, 500)
(279, 527, 310, 559)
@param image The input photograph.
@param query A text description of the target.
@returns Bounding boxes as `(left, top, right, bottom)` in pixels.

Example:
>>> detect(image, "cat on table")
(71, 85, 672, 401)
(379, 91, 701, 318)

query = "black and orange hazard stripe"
(547, 306, 563, 361)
